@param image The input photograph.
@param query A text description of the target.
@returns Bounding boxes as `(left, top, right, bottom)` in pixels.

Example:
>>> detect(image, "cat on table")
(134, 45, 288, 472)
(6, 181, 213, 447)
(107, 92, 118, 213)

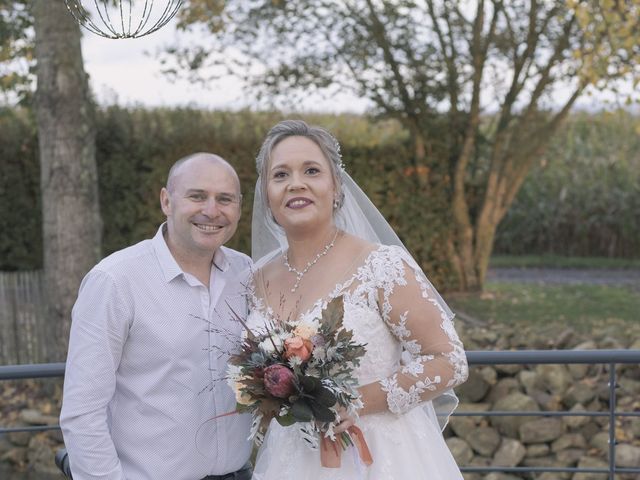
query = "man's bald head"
(166, 153, 240, 194)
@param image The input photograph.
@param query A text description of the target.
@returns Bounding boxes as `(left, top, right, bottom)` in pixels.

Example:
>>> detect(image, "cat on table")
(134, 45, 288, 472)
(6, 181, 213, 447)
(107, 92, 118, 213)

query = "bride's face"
(267, 136, 336, 234)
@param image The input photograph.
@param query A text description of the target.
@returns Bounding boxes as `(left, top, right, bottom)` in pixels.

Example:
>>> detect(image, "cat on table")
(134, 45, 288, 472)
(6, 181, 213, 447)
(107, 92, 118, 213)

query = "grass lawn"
(490, 254, 640, 269)
(447, 282, 640, 333)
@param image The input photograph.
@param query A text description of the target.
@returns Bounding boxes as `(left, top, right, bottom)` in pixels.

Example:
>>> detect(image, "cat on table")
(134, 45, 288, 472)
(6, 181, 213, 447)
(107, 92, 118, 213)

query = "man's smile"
(193, 223, 225, 232)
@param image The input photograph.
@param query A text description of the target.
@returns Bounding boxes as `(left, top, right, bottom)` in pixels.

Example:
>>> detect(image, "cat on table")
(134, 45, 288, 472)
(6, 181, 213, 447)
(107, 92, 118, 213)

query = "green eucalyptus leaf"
(291, 400, 314, 422)
(275, 412, 297, 427)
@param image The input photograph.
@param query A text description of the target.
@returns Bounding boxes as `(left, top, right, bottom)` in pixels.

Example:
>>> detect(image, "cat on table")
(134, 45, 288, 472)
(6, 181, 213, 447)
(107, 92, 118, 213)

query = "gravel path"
(487, 267, 640, 291)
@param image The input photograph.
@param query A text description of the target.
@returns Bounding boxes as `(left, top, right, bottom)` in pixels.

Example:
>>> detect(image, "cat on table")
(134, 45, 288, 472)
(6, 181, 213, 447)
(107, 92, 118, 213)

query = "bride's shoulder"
(340, 232, 377, 256)
(338, 233, 411, 266)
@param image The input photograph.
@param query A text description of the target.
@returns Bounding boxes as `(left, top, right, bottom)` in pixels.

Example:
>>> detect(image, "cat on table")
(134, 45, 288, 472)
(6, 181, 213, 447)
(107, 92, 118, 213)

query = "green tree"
(166, 0, 640, 291)
(0, 0, 33, 104)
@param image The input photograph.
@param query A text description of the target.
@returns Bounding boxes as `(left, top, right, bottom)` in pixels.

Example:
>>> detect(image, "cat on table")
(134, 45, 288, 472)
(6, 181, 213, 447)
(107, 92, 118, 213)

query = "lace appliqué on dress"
(366, 246, 468, 415)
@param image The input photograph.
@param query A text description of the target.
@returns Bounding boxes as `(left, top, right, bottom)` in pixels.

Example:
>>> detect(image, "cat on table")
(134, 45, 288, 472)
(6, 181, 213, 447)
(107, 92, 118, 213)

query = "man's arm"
(60, 269, 130, 480)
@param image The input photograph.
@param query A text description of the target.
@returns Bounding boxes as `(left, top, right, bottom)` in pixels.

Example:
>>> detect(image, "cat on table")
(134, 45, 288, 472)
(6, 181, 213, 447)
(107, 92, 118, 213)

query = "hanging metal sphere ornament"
(64, 0, 184, 39)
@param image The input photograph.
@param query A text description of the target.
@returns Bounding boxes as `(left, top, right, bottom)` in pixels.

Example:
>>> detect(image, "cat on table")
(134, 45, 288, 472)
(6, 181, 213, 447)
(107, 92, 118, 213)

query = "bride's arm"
(357, 252, 468, 416)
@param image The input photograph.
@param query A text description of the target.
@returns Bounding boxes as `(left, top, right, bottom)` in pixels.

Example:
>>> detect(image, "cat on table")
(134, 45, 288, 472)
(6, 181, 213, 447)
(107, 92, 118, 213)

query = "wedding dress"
(247, 244, 468, 480)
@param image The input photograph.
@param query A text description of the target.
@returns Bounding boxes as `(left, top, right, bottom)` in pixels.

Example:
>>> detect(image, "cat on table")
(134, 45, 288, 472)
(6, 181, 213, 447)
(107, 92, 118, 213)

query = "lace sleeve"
(373, 247, 468, 415)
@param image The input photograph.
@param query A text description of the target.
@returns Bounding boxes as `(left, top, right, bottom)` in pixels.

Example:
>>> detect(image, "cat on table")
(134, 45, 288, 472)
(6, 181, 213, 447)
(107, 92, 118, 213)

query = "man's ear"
(160, 187, 171, 216)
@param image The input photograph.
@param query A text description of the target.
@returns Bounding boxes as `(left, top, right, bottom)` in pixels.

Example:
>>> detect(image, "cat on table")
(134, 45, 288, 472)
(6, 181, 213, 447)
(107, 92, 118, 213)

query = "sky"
(81, 21, 371, 113)
(78, 8, 633, 115)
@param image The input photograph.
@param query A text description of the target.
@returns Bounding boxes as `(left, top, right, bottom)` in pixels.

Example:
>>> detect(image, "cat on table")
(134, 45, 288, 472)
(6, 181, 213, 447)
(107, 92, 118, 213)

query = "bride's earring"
(333, 198, 340, 209)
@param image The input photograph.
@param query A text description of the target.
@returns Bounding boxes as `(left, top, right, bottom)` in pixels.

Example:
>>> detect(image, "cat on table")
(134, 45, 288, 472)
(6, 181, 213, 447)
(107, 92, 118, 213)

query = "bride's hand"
(333, 406, 357, 434)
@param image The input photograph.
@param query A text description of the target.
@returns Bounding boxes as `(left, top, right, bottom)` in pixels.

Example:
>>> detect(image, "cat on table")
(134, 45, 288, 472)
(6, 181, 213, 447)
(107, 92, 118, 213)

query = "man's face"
(160, 157, 241, 259)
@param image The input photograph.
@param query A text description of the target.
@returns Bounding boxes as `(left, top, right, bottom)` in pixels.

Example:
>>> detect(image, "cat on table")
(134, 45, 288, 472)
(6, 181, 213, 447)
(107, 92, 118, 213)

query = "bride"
(248, 120, 468, 479)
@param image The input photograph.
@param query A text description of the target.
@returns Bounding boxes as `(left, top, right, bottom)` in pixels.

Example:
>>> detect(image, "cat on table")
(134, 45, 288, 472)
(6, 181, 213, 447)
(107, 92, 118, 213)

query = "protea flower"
(263, 364, 296, 398)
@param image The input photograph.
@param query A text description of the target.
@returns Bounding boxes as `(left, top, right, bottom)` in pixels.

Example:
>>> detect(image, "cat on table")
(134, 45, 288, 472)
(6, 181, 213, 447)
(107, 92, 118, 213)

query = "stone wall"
(447, 320, 640, 480)
(1, 321, 639, 478)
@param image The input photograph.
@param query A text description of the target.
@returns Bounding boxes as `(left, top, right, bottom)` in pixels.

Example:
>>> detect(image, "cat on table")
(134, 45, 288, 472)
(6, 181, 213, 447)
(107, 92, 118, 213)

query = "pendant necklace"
(284, 229, 340, 293)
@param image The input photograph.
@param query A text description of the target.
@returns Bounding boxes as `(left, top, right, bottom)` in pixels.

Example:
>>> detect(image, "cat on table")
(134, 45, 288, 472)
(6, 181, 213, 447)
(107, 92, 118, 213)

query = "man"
(60, 153, 253, 480)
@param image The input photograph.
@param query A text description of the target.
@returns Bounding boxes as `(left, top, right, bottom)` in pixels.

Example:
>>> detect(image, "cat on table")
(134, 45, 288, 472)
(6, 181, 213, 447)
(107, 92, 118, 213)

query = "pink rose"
(284, 336, 313, 362)
(263, 364, 296, 398)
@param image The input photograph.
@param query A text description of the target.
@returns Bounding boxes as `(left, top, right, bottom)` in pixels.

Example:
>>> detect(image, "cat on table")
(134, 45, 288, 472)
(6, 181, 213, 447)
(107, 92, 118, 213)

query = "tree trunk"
(32, 0, 101, 362)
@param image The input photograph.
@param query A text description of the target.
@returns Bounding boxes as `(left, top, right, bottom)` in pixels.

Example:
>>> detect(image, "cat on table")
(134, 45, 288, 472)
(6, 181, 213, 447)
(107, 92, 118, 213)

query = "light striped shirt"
(60, 225, 253, 480)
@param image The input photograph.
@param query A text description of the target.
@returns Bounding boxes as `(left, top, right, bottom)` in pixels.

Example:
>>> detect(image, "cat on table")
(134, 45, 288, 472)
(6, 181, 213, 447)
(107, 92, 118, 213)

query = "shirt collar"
(152, 224, 230, 283)
(212, 246, 230, 272)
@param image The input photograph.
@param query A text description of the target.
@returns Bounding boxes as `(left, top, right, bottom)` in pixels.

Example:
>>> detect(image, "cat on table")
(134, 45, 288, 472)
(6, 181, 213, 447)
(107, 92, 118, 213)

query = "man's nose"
(201, 197, 221, 216)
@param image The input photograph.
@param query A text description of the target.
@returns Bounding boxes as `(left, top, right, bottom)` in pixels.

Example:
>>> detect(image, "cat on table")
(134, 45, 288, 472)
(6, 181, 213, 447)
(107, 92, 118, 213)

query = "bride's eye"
(306, 167, 320, 175)
(272, 171, 287, 179)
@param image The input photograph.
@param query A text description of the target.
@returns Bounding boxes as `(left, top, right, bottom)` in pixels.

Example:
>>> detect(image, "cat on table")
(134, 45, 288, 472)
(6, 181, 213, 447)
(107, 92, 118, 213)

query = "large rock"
(567, 363, 590, 380)
(449, 415, 477, 439)
(449, 403, 490, 439)
(0, 447, 27, 466)
(563, 403, 591, 429)
(615, 443, 640, 468)
(577, 420, 601, 441)
(468, 328, 499, 346)
(529, 390, 563, 411)
(598, 336, 623, 349)
(574, 340, 597, 350)
(457, 368, 493, 402)
(492, 438, 526, 467)
(0, 435, 12, 454)
(486, 378, 521, 404)
(619, 377, 640, 396)
(484, 474, 521, 480)
(572, 457, 608, 480)
(535, 364, 572, 395)
(555, 447, 585, 465)
(630, 417, 640, 438)
(522, 454, 567, 468)
(517, 370, 538, 394)
(551, 433, 587, 452)
(467, 426, 501, 457)
(6, 427, 30, 447)
(519, 418, 564, 444)
(27, 433, 59, 475)
(525, 443, 550, 458)
(595, 382, 611, 403)
(446, 437, 474, 465)
(589, 431, 610, 453)
(564, 382, 596, 407)
(491, 393, 540, 438)
(494, 364, 523, 376)
(19, 409, 59, 426)
(537, 473, 570, 480)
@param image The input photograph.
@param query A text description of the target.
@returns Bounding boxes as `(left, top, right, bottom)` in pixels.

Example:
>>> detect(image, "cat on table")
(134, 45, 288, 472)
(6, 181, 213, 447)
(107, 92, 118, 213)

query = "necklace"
(284, 229, 340, 293)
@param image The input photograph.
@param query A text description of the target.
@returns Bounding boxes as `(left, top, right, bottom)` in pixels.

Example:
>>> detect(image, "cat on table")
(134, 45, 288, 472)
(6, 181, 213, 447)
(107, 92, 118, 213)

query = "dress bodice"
(247, 244, 468, 420)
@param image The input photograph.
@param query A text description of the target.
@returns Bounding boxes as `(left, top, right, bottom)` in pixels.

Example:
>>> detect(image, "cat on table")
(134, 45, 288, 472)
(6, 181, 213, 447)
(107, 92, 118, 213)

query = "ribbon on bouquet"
(320, 425, 373, 468)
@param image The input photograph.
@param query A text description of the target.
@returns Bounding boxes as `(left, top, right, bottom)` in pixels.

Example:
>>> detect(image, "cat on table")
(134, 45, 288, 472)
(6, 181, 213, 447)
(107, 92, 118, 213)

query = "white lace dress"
(248, 245, 468, 480)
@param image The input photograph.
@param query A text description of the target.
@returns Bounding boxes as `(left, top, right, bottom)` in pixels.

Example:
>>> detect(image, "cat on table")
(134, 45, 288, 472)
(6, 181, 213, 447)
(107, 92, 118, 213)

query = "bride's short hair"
(256, 120, 345, 211)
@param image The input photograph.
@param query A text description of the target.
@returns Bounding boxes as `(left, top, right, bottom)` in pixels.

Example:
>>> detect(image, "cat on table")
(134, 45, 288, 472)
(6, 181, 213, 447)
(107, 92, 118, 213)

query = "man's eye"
(217, 196, 232, 205)
(189, 194, 206, 201)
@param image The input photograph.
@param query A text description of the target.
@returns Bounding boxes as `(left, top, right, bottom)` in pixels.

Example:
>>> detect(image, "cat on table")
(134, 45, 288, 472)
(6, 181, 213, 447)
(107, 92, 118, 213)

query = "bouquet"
(227, 296, 372, 468)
